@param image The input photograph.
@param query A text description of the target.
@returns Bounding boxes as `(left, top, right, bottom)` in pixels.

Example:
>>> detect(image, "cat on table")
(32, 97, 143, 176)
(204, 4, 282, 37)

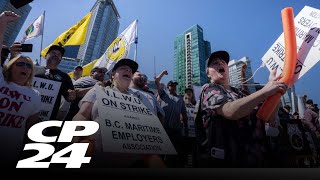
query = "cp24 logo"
(16, 121, 99, 168)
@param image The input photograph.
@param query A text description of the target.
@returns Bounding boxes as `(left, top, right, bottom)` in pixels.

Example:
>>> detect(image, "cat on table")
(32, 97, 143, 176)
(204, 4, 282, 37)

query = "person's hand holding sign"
(261, 69, 287, 98)
(67, 89, 76, 101)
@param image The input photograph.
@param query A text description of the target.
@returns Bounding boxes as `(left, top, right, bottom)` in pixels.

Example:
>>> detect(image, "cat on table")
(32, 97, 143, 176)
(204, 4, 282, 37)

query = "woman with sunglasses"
(0, 11, 41, 167)
(73, 59, 165, 168)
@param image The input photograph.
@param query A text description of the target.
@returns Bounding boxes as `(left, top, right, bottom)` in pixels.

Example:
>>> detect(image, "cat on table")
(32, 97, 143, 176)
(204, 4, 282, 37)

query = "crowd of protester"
(0, 11, 320, 168)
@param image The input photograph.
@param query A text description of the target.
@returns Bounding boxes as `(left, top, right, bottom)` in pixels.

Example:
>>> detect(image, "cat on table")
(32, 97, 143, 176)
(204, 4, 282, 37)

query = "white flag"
(94, 20, 138, 72)
(21, 13, 44, 43)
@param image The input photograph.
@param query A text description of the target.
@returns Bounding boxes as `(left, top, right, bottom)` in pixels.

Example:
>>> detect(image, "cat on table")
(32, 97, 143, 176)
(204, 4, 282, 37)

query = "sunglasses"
(15, 61, 32, 69)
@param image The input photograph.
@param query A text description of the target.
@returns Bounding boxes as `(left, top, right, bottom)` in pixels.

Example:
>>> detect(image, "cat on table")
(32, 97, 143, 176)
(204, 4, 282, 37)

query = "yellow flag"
(41, 12, 92, 57)
(68, 59, 98, 78)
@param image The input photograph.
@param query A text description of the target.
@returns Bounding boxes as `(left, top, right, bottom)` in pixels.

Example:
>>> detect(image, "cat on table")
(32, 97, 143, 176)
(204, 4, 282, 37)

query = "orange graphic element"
(257, 7, 297, 121)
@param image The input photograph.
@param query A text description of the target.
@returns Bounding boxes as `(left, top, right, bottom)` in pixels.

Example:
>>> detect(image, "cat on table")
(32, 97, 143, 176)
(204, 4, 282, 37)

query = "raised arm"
(0, 11, 20, 63)
(217, 70, 287, 120)
(154, 70, 168, 90)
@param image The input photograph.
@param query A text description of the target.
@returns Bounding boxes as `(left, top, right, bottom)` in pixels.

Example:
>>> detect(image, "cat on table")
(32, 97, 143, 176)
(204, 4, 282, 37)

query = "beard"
(133, 78, 145, 88)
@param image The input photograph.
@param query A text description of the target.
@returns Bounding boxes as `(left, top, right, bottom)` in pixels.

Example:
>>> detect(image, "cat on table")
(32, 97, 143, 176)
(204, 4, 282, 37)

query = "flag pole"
(154, 56, 156, 79)
(133, 20, 138, 62)
(40, 10, 45, 66)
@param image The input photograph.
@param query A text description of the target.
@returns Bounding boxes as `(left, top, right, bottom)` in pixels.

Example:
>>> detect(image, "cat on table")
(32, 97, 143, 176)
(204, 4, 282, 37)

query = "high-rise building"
(173, 24, 211, 94)
(58, 57, 80, 73)
(58, 46, 81, 73)
(77, 0, 120, 66)
(281, 85, 298, 113)
(0, 0, 31, 46)
(228, 57, 256, 94)
(64, 46, 80, 59)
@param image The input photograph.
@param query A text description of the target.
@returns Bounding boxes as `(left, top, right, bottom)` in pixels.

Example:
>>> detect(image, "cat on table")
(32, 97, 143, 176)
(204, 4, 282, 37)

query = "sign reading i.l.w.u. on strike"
(96, 86, 176, 155)
(262, 6, 320, 82)
(186, 107, 196, 137)
(32, 77, 61, 121)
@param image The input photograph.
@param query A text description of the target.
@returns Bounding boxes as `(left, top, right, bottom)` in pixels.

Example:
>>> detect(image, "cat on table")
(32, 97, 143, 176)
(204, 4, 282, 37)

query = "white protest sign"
(0, 80, 39, 163)
(193, 85, 202, 102)
(262, 6, 320, 82)
(0, 86, 30, 128)
(186, 107, 196, 137)
(96, 87, 176, 155)
(32, 77, 61, 121)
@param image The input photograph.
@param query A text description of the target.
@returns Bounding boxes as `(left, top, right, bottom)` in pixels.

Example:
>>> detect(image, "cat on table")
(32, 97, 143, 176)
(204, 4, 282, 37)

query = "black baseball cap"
(167, 80, 178, 86)
(46, 45, 65, 56)
(185, 87, 194, 93)
(306, 99, 314, 105)
(284, 105, 291, 110)
(91, 67, 107, 73)
(112, 58, 138, 73)
(207, 50, 230, 67)
(74, 65, 83, 70)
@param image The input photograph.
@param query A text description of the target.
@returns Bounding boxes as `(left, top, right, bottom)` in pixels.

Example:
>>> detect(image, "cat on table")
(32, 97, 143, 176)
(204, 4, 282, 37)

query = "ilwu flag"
(94, 20, 138, 72)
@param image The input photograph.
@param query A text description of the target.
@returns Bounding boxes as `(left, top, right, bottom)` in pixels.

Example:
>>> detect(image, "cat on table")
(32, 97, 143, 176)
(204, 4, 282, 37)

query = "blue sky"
(15, 0, 320, 104)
